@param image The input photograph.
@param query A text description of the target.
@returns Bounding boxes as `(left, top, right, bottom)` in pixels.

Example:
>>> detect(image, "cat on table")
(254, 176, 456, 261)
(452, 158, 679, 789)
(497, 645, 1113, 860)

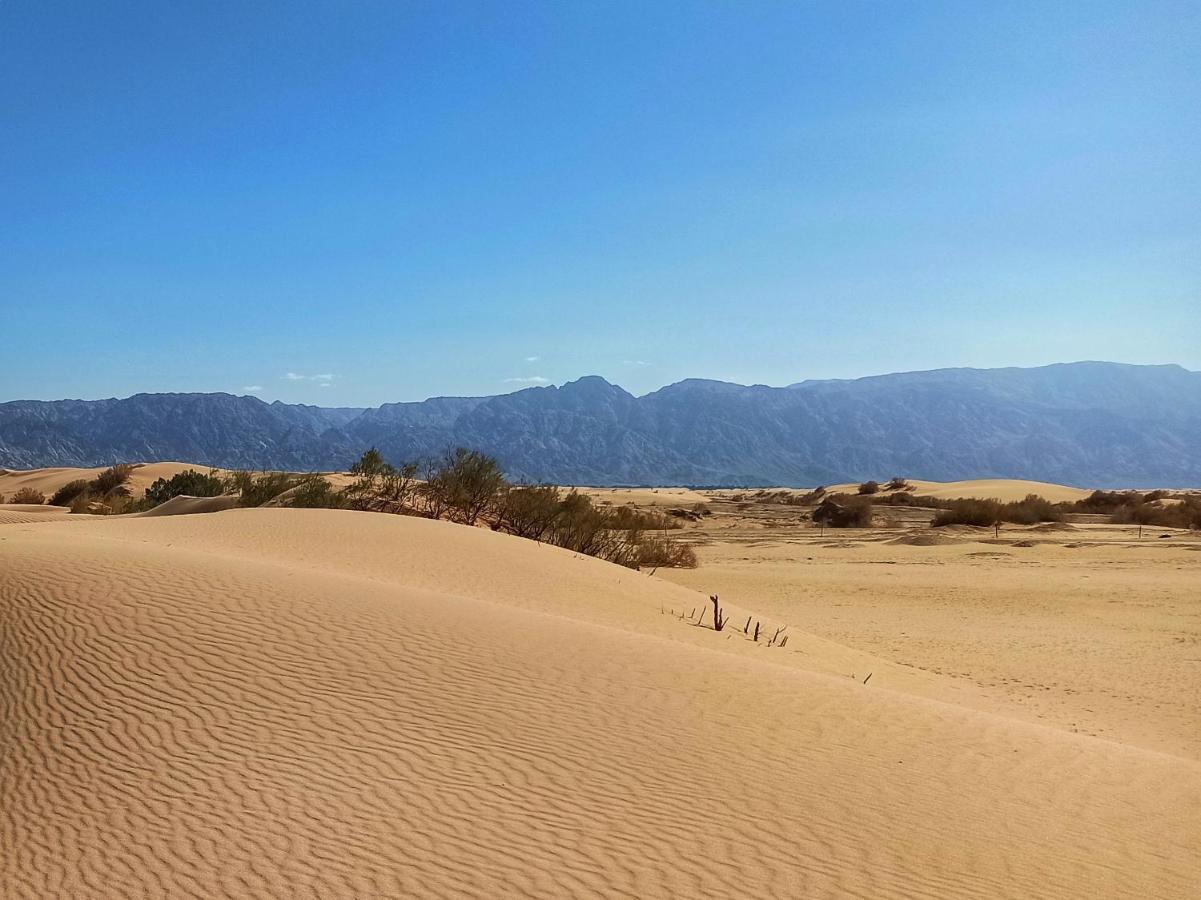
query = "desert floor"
(1, 480, 1198, 898)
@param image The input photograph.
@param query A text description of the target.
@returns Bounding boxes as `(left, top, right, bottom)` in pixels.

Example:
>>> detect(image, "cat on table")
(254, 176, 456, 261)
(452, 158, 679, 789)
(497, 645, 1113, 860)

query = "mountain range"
(2, 362, 1198, 488)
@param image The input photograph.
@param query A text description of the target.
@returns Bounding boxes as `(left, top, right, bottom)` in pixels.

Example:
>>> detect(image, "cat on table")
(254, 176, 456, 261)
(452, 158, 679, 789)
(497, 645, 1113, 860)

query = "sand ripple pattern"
(2, 510, 1198, 898)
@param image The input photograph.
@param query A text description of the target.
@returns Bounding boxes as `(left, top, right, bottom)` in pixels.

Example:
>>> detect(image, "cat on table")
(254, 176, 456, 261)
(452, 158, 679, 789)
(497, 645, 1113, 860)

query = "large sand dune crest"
(2, 509, 1198, 898)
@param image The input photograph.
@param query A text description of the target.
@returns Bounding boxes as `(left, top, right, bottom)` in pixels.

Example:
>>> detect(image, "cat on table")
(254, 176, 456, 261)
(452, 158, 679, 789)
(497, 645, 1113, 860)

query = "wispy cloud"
(242, 385, 264, 393)
(622, 359, 652, 367)
(524, 355, 540, 363)
(504, 376, 551, 385)
(283, 372, 335, 383)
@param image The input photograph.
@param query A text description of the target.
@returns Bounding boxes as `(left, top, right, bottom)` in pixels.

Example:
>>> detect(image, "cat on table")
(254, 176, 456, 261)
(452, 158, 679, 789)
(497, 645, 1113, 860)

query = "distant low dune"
(2, 508, 1197, 898)
(825, 478, 1094, 502)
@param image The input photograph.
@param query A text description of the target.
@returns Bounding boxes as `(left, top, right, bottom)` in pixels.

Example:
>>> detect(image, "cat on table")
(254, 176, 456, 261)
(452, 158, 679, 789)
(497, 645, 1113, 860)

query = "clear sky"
(2, 1, 1197, 406)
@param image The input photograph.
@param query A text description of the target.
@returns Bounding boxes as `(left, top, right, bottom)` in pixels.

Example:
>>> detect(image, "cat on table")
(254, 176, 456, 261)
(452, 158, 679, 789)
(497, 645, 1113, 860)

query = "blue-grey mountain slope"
(1, 362, 1197, 487)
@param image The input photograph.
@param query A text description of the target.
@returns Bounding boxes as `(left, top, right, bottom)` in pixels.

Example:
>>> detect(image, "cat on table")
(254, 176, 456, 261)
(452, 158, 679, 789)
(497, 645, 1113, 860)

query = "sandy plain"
(1, 473, 1198, 898)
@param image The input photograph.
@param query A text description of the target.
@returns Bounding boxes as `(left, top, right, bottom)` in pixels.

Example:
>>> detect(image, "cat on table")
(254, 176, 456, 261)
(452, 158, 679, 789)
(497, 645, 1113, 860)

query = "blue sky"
(2, 1, 1197, 405)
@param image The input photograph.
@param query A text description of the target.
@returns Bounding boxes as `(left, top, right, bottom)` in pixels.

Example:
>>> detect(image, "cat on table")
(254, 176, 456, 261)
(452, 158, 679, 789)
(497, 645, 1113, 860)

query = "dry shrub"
(89, 464, 134, 496)
(49, 479, 90, 507)
(813, 495, 874, 527)
(8, 487, 45, 505)
(931, 494, 1062, 527)
(636, 533, 698, 568)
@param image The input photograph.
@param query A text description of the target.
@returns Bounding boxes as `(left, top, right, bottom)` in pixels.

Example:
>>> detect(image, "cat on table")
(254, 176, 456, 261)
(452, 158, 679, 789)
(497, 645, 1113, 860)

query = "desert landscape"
(2, 464, 1199, 898)
(4, 4, 1197, 897)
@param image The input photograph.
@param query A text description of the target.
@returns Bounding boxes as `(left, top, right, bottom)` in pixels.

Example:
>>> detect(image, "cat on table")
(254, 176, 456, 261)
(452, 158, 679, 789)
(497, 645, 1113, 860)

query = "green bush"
(422, 447, 505, 525)
(143, 469, 226, 507)
(237, 472, 298, 507)
(349, 447, 390, 478)
(284, 476, 345, 509)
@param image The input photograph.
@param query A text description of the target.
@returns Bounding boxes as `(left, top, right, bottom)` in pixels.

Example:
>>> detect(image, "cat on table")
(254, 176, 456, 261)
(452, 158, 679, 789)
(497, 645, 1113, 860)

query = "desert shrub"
(49, 479, 90, 507)
(284, 476, 345, 509)
(1003, 494, 1063, 524)
(326, 446, 702, 568)
(493, 484, 563, 539)
(343, 460, 419, 512)
(8, 487, 45, 504)
(931, 499, 1001, 527)
(237, 472, 299, 507)
(546, 491, 618, 556)
(858, 480, 880, 495)
(813, 496, 874, 528)
(143, 469, 226, 507)
(885, 477, 910, 491)
(607, 504, 681, 531)
(931, 495, 1061, 527)
(1111, 497, 1201, 529)
(635, 532, 698, 568)
(1072, 490, 1142, 513)
(89, 464, 134, 496)
(422, 447, 505, 525)
(349, 447, 390, 478)
(78, 492, 149, 515)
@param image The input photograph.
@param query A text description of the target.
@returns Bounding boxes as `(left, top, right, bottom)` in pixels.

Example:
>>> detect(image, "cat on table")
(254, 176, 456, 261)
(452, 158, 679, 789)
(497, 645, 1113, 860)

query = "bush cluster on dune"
(340, 447, 697, 568)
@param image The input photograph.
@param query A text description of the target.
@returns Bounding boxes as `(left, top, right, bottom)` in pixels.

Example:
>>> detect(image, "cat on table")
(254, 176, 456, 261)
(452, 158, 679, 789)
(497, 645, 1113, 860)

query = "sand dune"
(2, 508, 1197, 898)
(0, 504, 74, 526)
(823, 478, 1093, 502)
(0, 461, 218, 502)
(576, 486, 711, 507)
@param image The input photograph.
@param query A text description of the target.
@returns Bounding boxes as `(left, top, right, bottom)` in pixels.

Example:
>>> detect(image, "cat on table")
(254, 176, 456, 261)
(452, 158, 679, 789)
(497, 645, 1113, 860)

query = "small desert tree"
(350, 447, 389, 478)
(493, 483, 563, 539)
(424, 447, 505, 525)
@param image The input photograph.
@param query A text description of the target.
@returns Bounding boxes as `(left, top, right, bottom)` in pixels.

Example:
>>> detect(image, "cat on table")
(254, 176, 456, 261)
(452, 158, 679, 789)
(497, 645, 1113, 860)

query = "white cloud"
(242, 385, 264, 393)
(524, 355, 540, 363)
(318, 382, 331, 388)
(283, 372, 335, 383)
(622, 359, 652, 367)
(504, 376, 551, 385)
